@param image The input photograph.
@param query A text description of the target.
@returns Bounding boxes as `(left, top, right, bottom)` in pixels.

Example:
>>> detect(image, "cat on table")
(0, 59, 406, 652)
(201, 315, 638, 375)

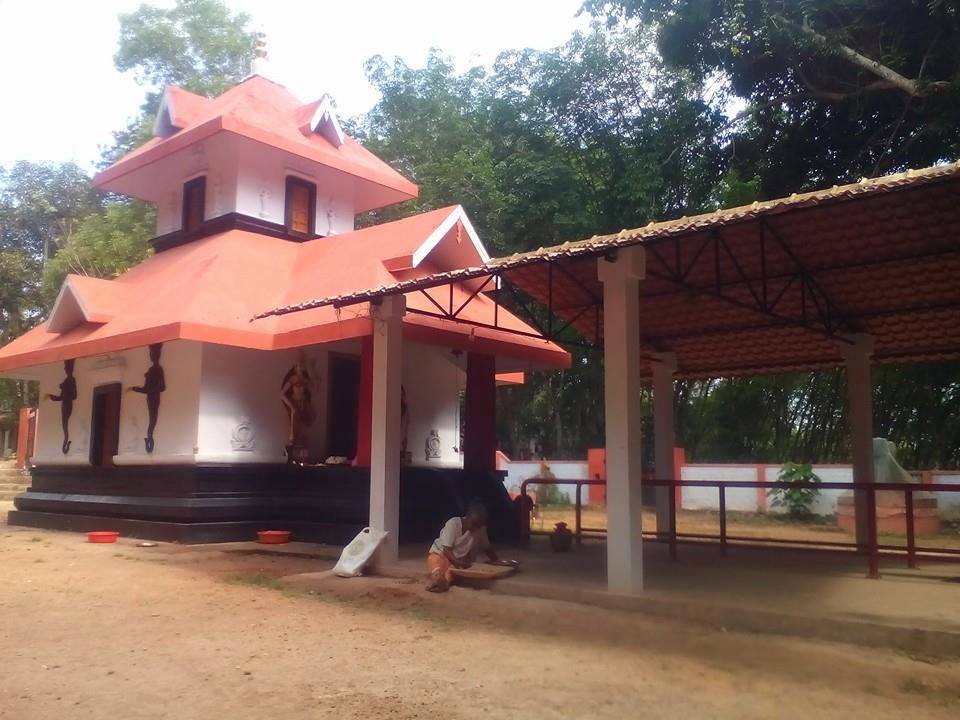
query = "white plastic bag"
(333, 526, 388, 577)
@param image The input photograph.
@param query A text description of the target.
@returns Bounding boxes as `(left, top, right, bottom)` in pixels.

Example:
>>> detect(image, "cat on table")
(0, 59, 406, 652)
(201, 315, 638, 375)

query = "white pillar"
(369, 294, 406, 564)
(840, 334, 874, 546)
(651, 352, 677, 539)
(598, 248, 646, 593)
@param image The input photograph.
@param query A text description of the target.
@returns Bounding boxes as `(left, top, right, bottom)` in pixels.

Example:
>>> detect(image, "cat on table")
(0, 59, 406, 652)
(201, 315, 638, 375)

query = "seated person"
(426, 500, 504, 592)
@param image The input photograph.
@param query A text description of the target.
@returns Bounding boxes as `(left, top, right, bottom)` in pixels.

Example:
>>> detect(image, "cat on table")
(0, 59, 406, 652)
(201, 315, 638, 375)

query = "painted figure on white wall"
(46, 359, 77, 454)
(128, 343, 166, 453)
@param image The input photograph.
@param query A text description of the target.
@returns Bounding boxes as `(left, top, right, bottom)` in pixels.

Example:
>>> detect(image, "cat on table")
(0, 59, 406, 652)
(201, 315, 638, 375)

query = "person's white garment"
(429, 516, 490, 561)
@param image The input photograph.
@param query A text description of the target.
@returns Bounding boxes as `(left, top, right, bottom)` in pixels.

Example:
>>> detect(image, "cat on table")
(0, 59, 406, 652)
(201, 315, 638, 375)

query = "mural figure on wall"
(128, 343, 166, 453)
(46, 359, 77, 454)
(281, 354, 317, 462)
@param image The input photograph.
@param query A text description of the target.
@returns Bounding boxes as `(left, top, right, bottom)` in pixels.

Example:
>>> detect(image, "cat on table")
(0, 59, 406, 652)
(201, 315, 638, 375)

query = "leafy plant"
(769, 462, 821, 518)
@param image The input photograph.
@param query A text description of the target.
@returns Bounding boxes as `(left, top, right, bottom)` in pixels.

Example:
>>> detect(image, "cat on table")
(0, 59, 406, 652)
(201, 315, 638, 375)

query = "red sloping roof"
(93, 76, 418, 210)
(0, 209, 569, 372)
(163, 86, 210, 129)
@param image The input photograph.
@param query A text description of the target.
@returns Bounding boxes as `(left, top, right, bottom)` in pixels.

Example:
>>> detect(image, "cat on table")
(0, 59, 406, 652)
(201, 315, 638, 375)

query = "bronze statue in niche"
(128, 343, 166, 453)
(281, 354, 317, 462)
(46, 359, 77, 454)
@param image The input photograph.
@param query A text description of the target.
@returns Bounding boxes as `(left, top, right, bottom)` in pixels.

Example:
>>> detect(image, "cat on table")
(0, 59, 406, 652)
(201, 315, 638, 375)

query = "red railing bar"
(515, 477, 960, 575)
(905, 488, 917, 569)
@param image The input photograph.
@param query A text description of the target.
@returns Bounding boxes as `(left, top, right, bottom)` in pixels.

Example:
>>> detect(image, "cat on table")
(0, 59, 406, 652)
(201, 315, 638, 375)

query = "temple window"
(181, 176, 206, 233)
(285, 176, 316, 236)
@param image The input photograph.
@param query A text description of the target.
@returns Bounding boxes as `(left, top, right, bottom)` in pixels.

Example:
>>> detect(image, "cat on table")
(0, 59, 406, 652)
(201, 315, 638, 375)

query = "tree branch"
(777, 15, 949, 99)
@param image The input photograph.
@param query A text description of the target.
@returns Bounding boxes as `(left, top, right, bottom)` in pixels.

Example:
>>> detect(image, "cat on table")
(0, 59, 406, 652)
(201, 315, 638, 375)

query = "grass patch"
(224, 573, 285, 590)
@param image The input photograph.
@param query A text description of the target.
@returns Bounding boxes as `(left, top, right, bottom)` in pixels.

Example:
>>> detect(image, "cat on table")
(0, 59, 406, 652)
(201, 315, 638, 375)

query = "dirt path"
(1, 521, 957, 719)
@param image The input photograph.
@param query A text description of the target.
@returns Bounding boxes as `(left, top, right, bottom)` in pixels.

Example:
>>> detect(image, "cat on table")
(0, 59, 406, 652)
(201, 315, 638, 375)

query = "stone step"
(0, 482, 28, 491)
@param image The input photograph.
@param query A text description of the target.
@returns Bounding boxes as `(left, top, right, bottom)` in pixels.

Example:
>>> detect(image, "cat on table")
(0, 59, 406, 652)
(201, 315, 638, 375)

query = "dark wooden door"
(90, 384, 122, 467)
(326, 354, 361, 458)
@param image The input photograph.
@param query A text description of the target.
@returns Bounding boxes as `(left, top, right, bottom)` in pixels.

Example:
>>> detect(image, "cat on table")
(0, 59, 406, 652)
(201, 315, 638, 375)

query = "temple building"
(0, 61, 569, 550)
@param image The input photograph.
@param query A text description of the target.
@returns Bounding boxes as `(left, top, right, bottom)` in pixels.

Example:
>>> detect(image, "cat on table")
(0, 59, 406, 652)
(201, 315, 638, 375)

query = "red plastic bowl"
(257, 530, 291, 544)
(88, 531, 119, 543)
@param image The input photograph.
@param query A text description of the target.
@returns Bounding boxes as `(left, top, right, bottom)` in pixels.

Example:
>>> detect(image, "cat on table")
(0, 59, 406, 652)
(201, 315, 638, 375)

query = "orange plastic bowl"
(257, 530, 291, 544)
(88, 531, 119, 543)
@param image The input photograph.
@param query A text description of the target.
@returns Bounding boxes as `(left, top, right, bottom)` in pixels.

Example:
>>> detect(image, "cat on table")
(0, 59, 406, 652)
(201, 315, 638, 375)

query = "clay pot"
(550, 523, 573, 552)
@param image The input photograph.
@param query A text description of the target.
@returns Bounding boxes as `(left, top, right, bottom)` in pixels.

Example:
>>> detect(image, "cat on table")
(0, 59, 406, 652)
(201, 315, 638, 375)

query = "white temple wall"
(154, 135, 240, 235)
(234, 141, 356, 236)
(33, 341, 202, 466)
(197, 343, 329, 463)
(402, 343, 463, 467)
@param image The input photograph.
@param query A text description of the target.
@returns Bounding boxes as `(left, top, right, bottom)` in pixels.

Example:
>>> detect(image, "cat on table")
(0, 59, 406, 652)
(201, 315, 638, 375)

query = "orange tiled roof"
(0, 207, 569, 372)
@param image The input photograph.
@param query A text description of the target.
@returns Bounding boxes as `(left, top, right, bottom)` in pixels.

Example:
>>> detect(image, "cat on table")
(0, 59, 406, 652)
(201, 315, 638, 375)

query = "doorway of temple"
(326, 353, 360, 459)
(90, 383, 122, 467)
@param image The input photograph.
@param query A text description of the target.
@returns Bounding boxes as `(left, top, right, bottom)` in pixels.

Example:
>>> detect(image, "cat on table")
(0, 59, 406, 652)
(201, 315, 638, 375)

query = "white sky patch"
(0, 0, 589, 171)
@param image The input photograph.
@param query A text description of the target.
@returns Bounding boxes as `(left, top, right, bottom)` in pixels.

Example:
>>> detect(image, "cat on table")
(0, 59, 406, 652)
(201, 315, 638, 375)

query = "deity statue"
(281, 354, 317, 461)
(46, 359, 78, 454)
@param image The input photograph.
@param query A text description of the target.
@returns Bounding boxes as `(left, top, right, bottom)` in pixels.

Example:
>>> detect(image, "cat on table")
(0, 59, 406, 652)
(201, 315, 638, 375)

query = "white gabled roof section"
(309, 95, 345, 148)
(412, 205, 491, 268)
(46, 276, 126, 334)
(47, 279, 93, 334)
(152, 87, 179, 138)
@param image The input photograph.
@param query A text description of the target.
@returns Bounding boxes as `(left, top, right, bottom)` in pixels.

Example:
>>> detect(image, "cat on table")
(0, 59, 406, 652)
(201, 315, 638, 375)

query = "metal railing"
(517, 477, 960, 578)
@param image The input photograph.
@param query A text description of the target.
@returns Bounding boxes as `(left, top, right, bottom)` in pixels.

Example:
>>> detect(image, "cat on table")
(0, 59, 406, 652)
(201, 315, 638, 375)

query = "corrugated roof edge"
(253, 160, 960, 320)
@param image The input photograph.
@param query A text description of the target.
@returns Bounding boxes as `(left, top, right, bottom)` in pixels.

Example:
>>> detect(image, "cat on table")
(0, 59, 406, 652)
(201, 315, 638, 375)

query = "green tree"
(41, 202, 155, 304)
(585, 0, 960, 196)
(356, 26, 725, 457)
(105, 0, 256, 163)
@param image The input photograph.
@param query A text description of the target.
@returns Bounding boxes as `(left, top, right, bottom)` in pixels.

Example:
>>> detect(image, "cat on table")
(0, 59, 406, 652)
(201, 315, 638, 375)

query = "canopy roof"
(0, 206, 568, 375)
(258, 162, 960, 378)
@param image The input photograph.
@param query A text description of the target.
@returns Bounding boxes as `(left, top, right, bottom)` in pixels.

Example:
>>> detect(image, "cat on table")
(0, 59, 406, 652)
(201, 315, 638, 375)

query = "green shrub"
(769, 462, 821, 519)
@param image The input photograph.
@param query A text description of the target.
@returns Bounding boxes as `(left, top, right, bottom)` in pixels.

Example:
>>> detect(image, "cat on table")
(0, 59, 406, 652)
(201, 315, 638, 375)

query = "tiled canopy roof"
(259, 162, 960, 378)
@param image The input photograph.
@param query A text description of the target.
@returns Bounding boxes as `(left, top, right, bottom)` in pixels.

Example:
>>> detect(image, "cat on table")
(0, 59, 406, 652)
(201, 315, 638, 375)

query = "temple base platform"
(8, 463, 517, 545)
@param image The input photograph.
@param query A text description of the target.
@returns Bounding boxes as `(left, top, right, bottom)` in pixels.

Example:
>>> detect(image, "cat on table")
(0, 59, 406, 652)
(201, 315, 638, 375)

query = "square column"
(840, 334, 875, 551)
(651, 352, 677, 540)
(598, 247, 646, 593)
(369, 295, 406, 564)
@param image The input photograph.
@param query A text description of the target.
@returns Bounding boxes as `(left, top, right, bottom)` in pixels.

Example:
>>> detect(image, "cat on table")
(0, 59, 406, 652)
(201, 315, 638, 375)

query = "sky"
(0, 0, 590, 172)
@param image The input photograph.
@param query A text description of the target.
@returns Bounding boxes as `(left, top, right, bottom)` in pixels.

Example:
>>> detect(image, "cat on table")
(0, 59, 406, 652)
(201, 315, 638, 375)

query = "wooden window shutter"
(285, 177, 316, 237)
(182, 176, 206, 233)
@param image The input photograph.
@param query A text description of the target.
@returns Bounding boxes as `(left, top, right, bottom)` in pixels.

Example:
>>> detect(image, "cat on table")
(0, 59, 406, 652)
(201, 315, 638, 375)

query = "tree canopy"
(585, 0, 960, 197)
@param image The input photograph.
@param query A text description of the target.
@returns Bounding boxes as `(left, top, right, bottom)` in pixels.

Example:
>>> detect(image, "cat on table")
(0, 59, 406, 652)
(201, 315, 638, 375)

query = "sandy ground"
(1, 519, 958, 719)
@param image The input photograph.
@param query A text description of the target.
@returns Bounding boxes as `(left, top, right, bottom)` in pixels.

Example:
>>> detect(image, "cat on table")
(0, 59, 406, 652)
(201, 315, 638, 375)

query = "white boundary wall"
(498, 455, 960, 518)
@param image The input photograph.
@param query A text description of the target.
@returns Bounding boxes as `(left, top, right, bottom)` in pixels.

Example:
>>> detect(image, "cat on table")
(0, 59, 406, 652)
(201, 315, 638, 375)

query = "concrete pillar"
(464, 352, 497, 472)
(598, 247, 646, 593)
(369, 295, 406, 563)
(651, 352, 677, 539)
(840, 335, 875, 547)
(355, 336, 374, 466)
